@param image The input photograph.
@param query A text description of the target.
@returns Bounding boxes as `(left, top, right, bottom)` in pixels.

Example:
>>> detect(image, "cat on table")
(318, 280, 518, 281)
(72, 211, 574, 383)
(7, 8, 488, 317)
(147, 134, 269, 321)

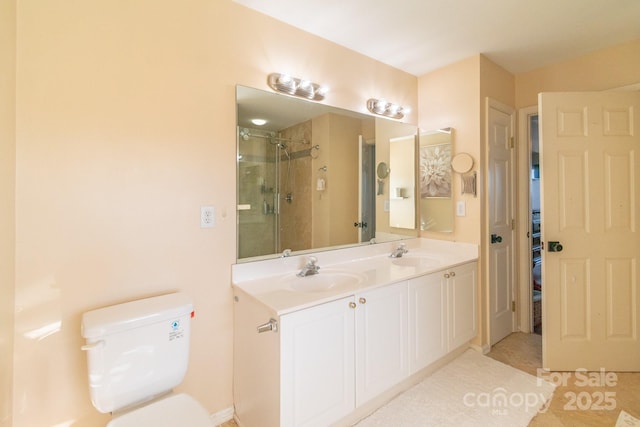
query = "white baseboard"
(210, 406, 234, 426)
(469, 342, 491, 354)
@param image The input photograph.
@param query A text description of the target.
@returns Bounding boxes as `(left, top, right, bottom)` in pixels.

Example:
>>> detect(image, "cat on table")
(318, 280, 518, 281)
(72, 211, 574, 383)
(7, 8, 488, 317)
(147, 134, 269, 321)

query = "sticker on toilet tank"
(169, 319, 184, 341)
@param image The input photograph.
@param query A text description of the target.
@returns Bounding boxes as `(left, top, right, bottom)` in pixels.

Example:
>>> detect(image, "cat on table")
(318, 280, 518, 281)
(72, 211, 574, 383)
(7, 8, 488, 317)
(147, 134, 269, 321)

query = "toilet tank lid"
(82, 292, 193, 339)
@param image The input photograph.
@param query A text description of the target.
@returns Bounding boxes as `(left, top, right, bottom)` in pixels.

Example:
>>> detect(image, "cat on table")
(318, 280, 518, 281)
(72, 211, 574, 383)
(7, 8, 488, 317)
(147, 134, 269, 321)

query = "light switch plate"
(456, 201, 466, 217)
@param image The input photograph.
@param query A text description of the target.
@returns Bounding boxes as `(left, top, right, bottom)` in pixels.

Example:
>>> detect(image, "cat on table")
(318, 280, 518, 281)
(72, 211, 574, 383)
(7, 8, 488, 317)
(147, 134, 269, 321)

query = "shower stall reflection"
(237, 125, 311, 259)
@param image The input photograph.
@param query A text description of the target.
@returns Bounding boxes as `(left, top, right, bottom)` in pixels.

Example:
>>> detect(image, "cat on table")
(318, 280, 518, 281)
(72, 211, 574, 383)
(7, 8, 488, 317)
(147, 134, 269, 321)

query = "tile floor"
(487, 332, 640, 427)
(220, 332, 640, 426)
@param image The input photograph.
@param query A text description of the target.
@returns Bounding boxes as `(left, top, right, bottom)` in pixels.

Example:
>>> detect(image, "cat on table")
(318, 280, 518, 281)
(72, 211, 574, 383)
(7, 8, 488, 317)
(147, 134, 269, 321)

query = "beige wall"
(326, 114, 362, 245)
(12, 1, 417, 426)
(516, 38, 640, 108)
(417, 54, 515, 348)
(418, 55, 482, 244)
(0, 0, 16, 426)
(311, 113, 369, 248)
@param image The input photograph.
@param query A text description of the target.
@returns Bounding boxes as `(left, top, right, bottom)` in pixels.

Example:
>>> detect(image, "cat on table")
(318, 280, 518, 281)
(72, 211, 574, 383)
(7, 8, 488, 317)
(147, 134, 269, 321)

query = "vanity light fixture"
(267, 73, 328, 101)
(366, 98, 410, 120)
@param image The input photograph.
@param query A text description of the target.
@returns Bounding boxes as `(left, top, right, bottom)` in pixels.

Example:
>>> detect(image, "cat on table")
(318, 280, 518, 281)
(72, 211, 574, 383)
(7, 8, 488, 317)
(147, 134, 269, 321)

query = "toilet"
(81, 292, 212, 426)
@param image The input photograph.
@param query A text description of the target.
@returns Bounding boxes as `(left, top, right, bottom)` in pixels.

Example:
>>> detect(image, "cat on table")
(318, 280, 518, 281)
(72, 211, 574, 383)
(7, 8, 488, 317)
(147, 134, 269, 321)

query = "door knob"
(548, 241, 563, 252)
(491, 234, 503, 244)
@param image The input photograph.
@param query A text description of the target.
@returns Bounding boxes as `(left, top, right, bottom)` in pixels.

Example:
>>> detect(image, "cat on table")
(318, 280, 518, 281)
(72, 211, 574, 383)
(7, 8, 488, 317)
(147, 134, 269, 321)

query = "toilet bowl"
(81, 293, 212, 426)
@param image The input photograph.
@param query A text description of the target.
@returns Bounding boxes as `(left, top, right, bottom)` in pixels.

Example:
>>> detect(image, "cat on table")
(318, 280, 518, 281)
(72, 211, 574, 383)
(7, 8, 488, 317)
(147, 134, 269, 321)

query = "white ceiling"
(233, 0, 640, 76)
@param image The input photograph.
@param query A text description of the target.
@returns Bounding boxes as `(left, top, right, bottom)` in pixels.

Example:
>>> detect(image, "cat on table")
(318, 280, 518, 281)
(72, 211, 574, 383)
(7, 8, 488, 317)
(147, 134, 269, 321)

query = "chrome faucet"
(297, 256, 320, 277)
(389, 243, 409, 258)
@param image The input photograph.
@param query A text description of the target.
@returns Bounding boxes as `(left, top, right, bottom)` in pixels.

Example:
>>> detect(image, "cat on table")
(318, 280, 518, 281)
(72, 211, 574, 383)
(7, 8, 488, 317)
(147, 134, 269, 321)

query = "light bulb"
(375, 99, 387, 113)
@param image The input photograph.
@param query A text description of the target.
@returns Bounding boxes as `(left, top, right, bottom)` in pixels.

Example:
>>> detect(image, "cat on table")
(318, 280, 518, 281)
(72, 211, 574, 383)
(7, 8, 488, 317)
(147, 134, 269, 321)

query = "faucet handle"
(389, 242, 409, 258)
(307, 256, 318, 265)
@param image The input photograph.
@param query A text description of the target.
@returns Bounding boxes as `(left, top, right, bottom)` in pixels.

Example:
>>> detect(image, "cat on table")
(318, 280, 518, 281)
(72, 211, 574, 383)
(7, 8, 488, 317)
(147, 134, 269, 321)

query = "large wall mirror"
(236, 85, 418, 262)
(418, 128, 454, 232)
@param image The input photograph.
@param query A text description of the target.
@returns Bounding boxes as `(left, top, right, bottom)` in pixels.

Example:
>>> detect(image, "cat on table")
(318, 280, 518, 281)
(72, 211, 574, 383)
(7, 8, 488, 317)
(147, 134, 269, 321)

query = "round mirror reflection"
(376, 162, 389, 179)
(451, 152, 474, 173)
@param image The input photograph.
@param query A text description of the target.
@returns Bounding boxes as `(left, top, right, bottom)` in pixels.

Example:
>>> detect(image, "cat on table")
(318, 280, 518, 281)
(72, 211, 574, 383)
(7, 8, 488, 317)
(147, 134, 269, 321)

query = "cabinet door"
(280, 297, 355, 427)
(355, 281, 409, 406)
(447, 262, 478, 350)
(408, 272, 447, 374)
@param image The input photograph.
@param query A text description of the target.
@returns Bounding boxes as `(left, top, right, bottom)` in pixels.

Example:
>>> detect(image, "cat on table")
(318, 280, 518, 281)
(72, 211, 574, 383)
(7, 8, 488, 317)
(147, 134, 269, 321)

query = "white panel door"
(487, 99, 516, 345)
(355, 281, 409, 406)
(408, 272, 447, 373)
(280, 297, 355, 427)
(540, 91, 640, 371)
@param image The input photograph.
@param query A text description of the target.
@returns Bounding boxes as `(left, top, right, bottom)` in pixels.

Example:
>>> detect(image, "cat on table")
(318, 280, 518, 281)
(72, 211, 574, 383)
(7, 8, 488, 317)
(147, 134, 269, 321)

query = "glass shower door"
(237, 127, 278, 259)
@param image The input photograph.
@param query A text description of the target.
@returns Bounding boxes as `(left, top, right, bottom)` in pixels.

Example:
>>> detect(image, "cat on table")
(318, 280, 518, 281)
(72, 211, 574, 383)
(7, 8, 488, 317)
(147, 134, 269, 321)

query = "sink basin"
(391, 254, 442, 268)
(282, 269, 366, 293)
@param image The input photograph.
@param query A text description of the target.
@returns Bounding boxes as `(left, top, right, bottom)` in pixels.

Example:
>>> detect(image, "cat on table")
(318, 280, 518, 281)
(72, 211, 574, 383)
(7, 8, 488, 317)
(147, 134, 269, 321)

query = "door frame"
(516, 105, 538, 333)
(485, 97, 517, 346)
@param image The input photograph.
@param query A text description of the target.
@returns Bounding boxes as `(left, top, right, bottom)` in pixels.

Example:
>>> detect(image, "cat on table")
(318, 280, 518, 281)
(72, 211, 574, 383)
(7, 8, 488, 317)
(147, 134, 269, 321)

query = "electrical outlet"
(201, 206, 215, 228)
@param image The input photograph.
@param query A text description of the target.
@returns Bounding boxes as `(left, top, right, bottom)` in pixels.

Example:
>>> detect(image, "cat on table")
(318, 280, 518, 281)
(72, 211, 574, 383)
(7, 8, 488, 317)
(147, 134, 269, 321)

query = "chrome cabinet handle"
(359, 297, 367, 304)
(257, 318, 278, 333)
(444, 273, 450, 279)
(450, 271, 456, 277)
(349, 302, 357, 309)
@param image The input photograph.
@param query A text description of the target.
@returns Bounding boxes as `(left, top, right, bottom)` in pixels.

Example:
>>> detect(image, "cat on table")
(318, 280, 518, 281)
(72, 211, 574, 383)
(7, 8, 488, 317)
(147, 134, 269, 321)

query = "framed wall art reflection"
(420, 143, 452, 198)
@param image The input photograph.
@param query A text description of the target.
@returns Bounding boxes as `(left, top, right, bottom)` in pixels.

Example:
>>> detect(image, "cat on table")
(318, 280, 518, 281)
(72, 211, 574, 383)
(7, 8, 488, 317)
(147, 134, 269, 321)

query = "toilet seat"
(107, 393, 212, 427)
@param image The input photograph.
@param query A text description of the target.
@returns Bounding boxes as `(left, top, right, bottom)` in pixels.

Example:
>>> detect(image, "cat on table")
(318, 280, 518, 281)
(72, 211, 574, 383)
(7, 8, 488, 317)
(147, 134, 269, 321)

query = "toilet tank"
(81, 293, 194, 413)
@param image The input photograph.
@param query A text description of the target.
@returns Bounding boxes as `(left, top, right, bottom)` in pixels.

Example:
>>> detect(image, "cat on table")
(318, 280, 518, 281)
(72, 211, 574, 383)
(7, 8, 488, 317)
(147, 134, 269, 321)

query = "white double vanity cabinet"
(232, 239, 478, 427)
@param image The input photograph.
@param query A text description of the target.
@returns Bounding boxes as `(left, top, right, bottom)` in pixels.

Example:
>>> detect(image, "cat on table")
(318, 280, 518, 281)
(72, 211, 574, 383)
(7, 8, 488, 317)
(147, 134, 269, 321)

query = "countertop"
(232, 238, 478, 316)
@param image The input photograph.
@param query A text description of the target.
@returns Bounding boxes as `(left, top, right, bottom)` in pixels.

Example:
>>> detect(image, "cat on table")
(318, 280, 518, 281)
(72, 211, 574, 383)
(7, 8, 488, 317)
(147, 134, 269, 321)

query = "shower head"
(278, 144, 291, 160)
